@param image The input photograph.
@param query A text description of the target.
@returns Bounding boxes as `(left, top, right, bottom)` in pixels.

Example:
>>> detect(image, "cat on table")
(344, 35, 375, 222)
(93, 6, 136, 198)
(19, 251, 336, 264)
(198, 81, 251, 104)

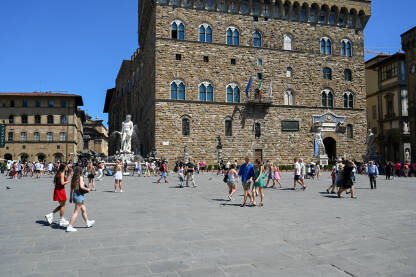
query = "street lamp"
(216, 136, 222, 167)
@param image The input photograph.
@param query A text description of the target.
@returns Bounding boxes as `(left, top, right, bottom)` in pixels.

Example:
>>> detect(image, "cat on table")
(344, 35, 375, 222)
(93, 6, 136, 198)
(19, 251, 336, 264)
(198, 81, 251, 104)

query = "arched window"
(226, 27, 239, 45)
(171, 20, 185, 40)
(226, 84, 240, 103)
(347, 10, 356, 28)
(199, 82, 214, 102)
(320, 37, 332, 54)
(300, 4, 307, 22)
(47, 132, 53, 141)
(225, 120, 232, 136)
(253, 31, 262, 47)
(21, 132, 27, 142)
(199, 23, 212, 43)
(284, 90, 295, 105)
(321, 89, 333, 108)
(21, 115, 28, 124)
(323, 67, 332, 80)
(344, 69, 352, 81)
(47, 115, 54, 124)
(9, 115, 14, 124)
(171, 80, 186, 100)
(347, 124, 353, 138)
(255, 122, 261, 138)
(341, 39, 352, 56)
(291, 4, 299, 21)
(182, 118, 190, 136)
(60, 115, 67, 124)
(286, 67, 293, 78)
(343, 91, 354, 108)
(283, 34, 293, 50)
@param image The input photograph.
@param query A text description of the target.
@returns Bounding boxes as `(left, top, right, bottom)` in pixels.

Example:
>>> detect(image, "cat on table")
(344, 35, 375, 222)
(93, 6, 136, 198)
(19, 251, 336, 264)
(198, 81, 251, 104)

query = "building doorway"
(254, 149, 263, 163)
(323, 137, 336, 162)
(37, 153, 46, 162)
(54, 153, 63, 163)
(20, 153, 29, 162)
(4, 153, 12, 161)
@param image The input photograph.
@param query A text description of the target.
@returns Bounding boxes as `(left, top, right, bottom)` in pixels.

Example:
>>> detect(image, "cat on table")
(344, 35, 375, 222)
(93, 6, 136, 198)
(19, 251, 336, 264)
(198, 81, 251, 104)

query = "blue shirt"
(367, 164, 379, 175)
(238, 163, 255, 182)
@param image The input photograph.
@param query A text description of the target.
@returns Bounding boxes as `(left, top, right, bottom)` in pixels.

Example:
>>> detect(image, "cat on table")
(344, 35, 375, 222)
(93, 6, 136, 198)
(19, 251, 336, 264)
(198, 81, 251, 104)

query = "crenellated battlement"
(155, 0, 370, 30)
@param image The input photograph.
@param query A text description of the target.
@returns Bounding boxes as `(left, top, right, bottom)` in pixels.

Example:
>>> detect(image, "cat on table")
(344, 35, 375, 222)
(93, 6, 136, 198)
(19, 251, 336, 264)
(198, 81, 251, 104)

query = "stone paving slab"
(0, 172, 416, 276)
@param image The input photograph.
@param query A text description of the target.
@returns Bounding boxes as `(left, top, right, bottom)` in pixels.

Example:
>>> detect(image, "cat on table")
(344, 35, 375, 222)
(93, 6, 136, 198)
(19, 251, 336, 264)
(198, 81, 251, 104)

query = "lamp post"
(216, 136, 222, 168)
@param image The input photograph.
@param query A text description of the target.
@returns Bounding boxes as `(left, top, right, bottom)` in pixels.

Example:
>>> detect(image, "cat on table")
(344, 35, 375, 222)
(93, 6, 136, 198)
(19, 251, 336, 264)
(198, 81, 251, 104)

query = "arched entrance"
(20, 153, 29, 163)
(4, 153, 12, 161)
(323, 137, 336, 162)
(54, 153, 63, 163)
(37, 153, 46, 162)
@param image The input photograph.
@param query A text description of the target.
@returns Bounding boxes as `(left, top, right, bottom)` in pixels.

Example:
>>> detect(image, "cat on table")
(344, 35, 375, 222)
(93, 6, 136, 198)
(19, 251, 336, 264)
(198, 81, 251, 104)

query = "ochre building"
(107, 0, 372, 165)
(0, 92, 85, 162)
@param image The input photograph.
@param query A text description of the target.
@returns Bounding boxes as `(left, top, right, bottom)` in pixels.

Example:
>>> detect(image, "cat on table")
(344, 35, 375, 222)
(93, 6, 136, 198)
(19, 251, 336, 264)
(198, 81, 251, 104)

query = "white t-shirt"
(48, 163, 53, 171)
(225, 162, 230, 169)
(294, 162, 301, 176)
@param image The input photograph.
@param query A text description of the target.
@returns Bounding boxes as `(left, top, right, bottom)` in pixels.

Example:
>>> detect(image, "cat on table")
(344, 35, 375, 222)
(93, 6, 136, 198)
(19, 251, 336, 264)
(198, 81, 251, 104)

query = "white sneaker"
(59, 218, 69, 227)
(66, 225, 77, 232)
(228, 195, 232, 201)
(87, 220, 95, 228)
(45, 213, 53, 225)
(120, 189, 123, 193)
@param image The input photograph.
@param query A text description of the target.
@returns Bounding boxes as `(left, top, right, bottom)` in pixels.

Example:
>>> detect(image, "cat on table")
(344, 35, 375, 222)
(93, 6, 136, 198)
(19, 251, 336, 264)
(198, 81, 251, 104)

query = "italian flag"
(258, 79, 263, 100)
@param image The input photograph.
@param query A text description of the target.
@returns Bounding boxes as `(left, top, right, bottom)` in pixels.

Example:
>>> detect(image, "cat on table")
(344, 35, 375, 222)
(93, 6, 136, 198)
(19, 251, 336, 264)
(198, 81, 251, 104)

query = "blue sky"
(0, 1, 415, 125)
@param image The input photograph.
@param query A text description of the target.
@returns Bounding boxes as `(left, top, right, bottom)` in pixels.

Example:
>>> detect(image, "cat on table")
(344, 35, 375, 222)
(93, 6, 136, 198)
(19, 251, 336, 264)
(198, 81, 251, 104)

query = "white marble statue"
(403, 122, 410, 134)
(315, 132, 326, 156)
(121, 115, 134, 153)
(405, 148, 411, 162)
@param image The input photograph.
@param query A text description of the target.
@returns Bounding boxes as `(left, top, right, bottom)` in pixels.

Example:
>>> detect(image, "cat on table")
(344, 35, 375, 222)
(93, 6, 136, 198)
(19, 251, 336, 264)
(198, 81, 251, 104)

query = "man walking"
(367, 161, 379, 189)
(238, 157, 255, 207)
(185, 158, 197, 187)
(293, 158, 305, 190)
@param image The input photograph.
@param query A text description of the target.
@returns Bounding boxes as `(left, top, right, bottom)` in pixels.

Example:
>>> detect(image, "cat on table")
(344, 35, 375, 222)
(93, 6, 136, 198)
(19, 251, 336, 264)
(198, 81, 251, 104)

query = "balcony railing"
(244, 95, 273, 106)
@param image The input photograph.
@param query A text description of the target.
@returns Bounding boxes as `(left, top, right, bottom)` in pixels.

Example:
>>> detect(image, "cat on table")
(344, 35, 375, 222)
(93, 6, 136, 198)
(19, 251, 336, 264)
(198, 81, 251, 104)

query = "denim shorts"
(73, 191, 84, 203)
(161, 172, 167, 178)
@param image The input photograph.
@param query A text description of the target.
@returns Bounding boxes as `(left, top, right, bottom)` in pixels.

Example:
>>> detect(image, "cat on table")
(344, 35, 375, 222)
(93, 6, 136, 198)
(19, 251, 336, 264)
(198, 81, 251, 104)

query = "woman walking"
(66, 166, 95, 232)
(271, 163, 283, 189)
(338, 160, 357, 198)
(114, 160, 123, 192)
(45, 164, 70, 227)
(251, 159, 265, 207)
(87, 162, 96, 191)
(226, 164, 239, 201)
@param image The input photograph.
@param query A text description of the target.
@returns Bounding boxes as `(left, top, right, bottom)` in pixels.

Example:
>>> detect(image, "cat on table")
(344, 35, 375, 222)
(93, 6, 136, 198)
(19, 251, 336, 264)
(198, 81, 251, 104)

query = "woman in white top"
(114, 160, 123, 192)
(225, 164, 239, 201)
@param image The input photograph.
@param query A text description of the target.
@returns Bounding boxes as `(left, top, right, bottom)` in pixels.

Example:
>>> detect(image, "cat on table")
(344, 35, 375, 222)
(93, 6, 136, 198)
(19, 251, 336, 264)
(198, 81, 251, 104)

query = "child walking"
(66, 166, 95, 232)
(45, 164, 70, 227)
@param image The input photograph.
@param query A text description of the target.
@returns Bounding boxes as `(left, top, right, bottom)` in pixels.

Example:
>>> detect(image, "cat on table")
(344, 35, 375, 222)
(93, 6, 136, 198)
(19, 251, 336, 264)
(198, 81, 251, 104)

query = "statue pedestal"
(318, 155, 329, 166)
(123, 172, 130, 176)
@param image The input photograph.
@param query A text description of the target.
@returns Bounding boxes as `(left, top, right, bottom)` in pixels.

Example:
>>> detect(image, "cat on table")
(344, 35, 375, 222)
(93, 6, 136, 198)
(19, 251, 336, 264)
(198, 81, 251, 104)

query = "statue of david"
(121, 115, 134, 153)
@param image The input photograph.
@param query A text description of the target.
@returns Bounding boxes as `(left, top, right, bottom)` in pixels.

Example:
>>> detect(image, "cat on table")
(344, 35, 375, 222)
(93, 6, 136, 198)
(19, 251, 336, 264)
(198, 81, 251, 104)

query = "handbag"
(223, 174, 228, 183)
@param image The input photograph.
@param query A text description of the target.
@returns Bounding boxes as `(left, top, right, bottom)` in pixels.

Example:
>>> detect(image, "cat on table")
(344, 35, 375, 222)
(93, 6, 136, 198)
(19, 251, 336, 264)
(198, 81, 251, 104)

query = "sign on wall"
(281, 120, 299, 132)
(0, 124, 5, 147)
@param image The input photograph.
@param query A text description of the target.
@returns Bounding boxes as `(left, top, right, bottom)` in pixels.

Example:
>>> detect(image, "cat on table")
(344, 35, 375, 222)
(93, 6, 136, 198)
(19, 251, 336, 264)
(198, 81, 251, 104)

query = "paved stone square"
(0, 171, 416, 276)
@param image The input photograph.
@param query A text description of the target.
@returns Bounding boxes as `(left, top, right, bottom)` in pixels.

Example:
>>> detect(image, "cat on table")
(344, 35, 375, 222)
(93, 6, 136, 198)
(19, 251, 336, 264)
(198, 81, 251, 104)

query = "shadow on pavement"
(35, 220, 66, 230)
(220, 203, 241, 207)
(212, 198, 227, 201)
(321, 195, 339, 198)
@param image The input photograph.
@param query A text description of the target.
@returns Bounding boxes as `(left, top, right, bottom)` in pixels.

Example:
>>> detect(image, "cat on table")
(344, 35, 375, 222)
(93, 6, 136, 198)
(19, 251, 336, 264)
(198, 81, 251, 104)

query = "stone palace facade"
(106, 0, 371, 165)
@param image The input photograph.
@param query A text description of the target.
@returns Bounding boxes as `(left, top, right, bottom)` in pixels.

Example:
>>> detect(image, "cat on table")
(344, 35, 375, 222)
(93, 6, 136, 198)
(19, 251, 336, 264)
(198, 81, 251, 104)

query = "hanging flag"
(245, 75, 252, 99)
(314, 138, 319, 157)
(269, 79, 273, 97)
(258, 78, 263, 100)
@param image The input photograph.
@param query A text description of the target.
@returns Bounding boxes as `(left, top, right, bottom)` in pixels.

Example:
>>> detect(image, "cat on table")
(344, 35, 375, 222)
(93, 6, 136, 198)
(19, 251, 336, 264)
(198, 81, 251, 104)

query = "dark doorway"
(254, 149, 263, 163)
(37, 153, 46, 162)
(20, 153, 29, 162)
(4, 153, 12, 161)
(323, 137, 336, 162)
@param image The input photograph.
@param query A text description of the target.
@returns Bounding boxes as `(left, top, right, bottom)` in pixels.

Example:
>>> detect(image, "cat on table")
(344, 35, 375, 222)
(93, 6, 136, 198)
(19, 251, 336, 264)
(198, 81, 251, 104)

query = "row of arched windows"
(171, 80, 354, 108)
(172, 21, 352, 55)
(322, 68, 352, 81)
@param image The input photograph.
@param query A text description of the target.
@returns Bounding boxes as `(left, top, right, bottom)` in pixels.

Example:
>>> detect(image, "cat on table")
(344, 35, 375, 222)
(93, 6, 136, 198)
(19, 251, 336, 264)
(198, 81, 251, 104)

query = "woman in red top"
(45, 164, 70, 227)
